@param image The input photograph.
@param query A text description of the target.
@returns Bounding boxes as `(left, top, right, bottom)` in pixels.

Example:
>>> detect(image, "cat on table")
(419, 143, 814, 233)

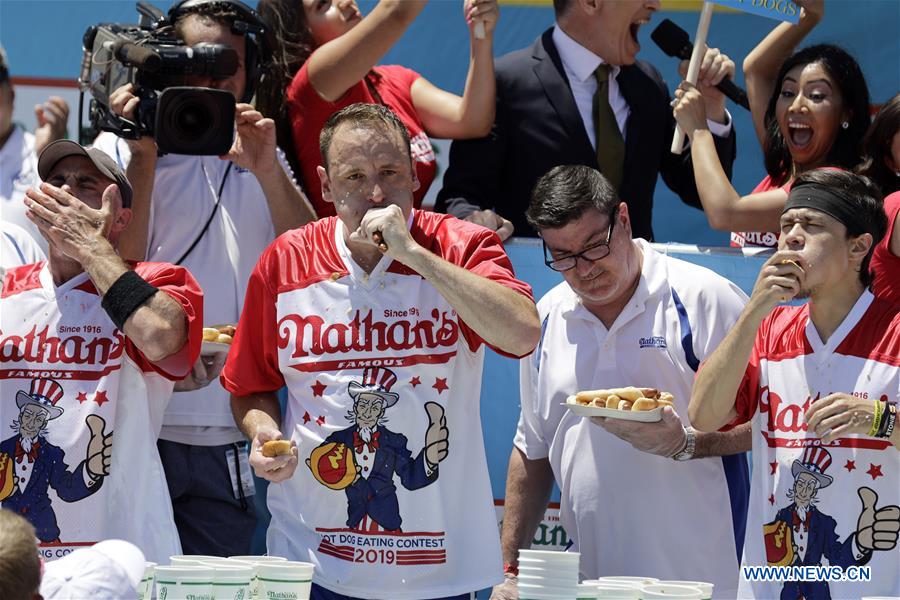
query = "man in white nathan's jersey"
(0, 140, 202, 563)
(222, 103, 541, 600)
(691, 168, 900, 600)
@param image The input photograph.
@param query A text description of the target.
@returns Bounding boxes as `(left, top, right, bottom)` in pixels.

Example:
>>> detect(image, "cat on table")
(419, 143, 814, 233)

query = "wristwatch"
(671, 426, 696, 461)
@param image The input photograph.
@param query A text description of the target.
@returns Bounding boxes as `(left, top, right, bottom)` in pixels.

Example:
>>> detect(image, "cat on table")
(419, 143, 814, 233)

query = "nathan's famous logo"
(760, 387, 817, 434)
(0, 326, 125, 366)
(277, 309, 459, 359)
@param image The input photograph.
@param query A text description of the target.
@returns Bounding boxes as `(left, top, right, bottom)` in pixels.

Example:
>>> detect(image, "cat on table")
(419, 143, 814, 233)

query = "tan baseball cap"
(37, 140, 133, 208)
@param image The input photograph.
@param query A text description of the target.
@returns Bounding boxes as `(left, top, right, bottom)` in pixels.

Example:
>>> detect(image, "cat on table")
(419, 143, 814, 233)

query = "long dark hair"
(763, 44, 870, 185)
(858, 93, 900, 195)
(255, 0, 317, 178)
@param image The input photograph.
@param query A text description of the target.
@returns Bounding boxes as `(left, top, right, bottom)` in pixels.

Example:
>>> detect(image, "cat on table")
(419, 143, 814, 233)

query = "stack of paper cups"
(255, 561, 315, 600)
(517, 549, 580, 599)
(154, 565, 215, 600)
(198, 561, 255, 600)
(137, 562, 156, 600)
(224, 556, 288, 599)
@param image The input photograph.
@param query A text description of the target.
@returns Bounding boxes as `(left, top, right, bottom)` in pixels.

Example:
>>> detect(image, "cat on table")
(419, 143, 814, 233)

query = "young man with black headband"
(690, 169, 900, 599)
(94, 0, 315, 556)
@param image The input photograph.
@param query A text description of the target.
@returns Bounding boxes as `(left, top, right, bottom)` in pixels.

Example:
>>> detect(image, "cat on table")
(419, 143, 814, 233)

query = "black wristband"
(101, 270, 158, 330)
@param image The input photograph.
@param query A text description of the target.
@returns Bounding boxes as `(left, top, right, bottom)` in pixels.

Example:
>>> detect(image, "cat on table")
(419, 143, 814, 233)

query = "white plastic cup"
(577, 582, 600, 599)
(641, 583, 704, 599)
(656, 581, 713, 599)
(154, 565, 215, 600)
(228, 555, 288, 562)
(595, 576, 659, 586)
(137, 562, 156, 600)
(594, 582, 643, 599)
(203, 559, 260, 599)
(170, 554, 224, 565)
(209, 564, 254, 600)
(255, 561, 314, 600)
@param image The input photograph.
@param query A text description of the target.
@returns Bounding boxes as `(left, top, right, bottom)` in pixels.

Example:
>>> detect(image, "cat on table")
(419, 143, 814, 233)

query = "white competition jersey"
(732, 291, 900, 599)
(94, 134, 285, 443)
(0, 262, 202, 562)
(516, 240, 749, 598)
(222, 211, 534, 599)
(0, 126, 46, 254)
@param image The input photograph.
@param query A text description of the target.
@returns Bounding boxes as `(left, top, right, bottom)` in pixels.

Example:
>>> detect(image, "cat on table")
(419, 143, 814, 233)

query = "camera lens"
(155, 87, 235, 155)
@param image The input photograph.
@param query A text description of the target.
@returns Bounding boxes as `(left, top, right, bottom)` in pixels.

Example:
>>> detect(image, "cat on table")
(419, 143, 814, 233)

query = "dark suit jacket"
(0, 435, 100, 542)
(326, 426, 435, 530)
(436, 28, 737, 240)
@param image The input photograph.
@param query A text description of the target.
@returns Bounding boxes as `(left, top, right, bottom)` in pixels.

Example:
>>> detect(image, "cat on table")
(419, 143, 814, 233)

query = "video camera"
(80, 2, 242, 155)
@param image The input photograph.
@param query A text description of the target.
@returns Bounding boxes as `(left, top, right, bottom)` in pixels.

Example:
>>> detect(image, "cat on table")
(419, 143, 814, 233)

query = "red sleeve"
(446, 224, 535, 358)
(871, 192, 900, 303)
(124, 262, 203, 380)
(220, 250, 285, 396)
(379, 64, 422, 90)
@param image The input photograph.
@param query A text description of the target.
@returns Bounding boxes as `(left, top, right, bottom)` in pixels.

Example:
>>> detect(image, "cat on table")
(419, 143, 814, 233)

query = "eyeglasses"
(542, 210, 617, 272)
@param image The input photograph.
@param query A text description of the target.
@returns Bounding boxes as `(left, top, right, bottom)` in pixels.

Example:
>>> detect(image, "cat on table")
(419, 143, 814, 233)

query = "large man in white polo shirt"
(494, 166, 752, 599)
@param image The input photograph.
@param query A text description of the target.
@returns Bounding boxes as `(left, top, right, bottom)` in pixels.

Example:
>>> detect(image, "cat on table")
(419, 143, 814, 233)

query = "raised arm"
(673, 82, 788, 232)
(223, 104, 317, 232)
(353, 205, 540, 356)
(743, 0, 824, 146)
(690, 251, 806, 431)
(25, 182, 188, 362)
(409, 0, 498, 139)
(307, 0, 427, 102)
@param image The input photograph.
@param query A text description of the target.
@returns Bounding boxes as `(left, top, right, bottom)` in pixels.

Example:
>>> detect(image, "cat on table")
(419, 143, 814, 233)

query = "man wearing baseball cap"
(690, 169, 900, 599)
(0, 140, 203, 562)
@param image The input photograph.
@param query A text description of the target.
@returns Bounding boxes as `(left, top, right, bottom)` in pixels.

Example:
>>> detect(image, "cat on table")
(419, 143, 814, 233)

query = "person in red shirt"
(861, 93, 900, 304)
(672, 0, 871, 248)
(256, 0, 502, 221)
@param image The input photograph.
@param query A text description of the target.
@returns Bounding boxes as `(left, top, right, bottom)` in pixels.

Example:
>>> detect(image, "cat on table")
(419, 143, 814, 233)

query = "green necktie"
(593, 64, 625, 192)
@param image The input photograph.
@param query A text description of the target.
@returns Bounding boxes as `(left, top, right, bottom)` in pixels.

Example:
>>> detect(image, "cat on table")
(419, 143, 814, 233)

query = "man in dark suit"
(436, 0, 738, 241)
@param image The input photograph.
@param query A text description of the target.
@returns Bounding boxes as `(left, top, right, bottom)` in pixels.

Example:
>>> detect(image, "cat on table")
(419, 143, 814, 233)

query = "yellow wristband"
(867, 399, 883, 437)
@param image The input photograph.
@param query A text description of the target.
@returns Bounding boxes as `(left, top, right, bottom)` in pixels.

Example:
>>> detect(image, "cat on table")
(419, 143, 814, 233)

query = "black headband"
(783, 184, 863, 232)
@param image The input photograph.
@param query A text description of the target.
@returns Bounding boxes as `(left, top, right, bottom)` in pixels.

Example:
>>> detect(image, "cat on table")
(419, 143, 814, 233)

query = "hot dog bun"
(261, 440, 292, 457)
(571, 386, 676, 412)
(631, 398, 659, 411)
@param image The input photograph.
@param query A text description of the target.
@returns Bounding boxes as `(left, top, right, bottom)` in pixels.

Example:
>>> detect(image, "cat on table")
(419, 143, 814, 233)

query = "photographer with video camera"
(93, 0, 315, 557)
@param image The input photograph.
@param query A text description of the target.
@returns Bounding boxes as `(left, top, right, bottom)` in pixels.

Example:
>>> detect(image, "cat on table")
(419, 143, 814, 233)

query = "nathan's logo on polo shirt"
(639, 336, 667, 349)
(277, 308, 459, 361)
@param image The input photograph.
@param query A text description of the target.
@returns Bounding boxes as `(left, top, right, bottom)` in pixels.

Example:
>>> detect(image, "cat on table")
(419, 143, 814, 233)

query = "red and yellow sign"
(309, 442, 357, 490)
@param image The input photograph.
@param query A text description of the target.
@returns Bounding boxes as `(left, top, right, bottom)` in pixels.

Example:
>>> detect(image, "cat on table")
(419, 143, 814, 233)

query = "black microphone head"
(651, 18, 692, 60)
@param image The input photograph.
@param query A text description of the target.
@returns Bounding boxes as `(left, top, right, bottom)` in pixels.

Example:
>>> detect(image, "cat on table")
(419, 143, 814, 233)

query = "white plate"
(564, 396, 662, 422)
(201, 341, 232, 354)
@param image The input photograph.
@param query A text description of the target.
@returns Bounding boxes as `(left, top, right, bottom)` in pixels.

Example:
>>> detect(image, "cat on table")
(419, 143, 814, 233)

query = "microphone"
(112, 40, 162, 72)
(651, 18, 749, 110)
